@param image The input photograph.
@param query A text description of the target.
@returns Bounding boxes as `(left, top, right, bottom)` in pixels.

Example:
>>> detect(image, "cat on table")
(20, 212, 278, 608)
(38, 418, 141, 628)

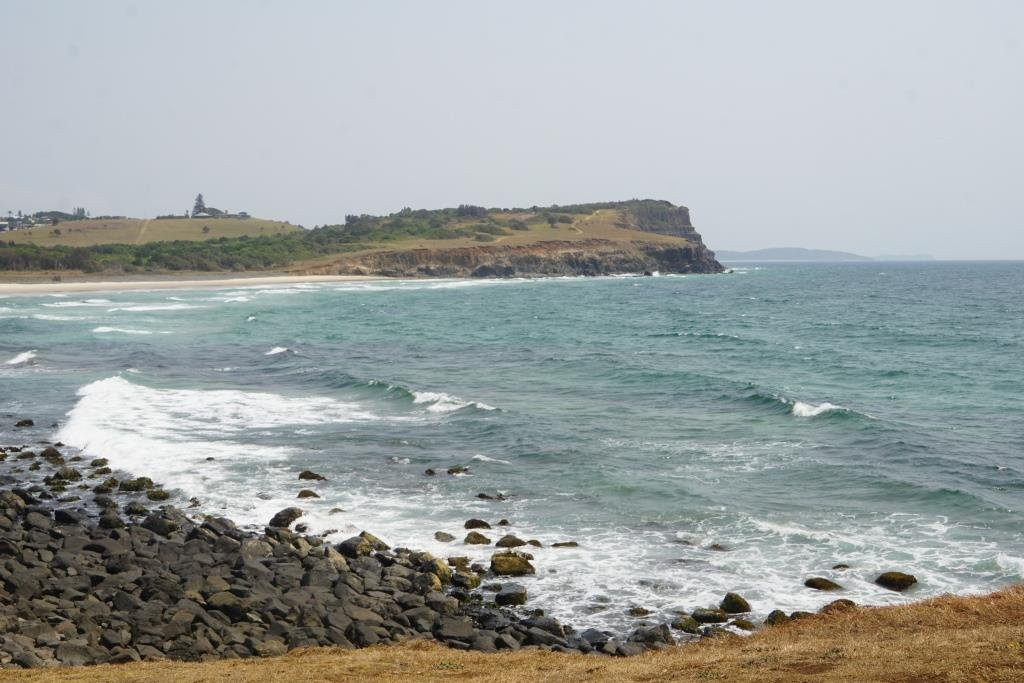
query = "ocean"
(1, 262, 1022, 634)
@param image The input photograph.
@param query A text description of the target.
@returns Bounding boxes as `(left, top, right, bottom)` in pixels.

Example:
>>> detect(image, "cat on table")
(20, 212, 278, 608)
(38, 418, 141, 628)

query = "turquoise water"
(2, 263, 1022, 632)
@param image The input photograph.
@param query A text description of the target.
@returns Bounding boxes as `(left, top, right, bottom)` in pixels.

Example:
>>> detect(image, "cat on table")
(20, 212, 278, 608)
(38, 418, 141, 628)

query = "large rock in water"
(490, 551, 536, 576)
(268, 507, 304, 528)
(805, 577, 843, 591)
(720, 592, 751, 613)
(875, 571, 917, 591)
(691, 607, 728, 624)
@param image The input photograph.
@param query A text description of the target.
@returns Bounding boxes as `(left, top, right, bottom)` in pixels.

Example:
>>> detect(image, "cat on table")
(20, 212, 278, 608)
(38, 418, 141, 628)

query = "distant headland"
(1, 198, 723, 281)
(716, 247, 934, 262)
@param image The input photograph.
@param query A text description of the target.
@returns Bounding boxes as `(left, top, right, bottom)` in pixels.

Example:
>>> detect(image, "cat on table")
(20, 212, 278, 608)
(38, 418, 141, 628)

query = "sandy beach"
(0, 274, 386, 296)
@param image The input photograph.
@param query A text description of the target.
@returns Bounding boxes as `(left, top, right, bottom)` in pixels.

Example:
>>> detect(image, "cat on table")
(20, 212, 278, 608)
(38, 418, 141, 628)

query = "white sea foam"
(106, 303, 202, 312)
(265, 346, 290, 356)
(471, 454, 511, 464)
(32, 314, 85, 322)
(92, 326, 163, 335)
(56, 376, 388, 494)
(412, 390, 496, 413)
(246, 316, 257, 322)
(791, 400, 841, 417)
(4, 350, 36, 365)
(42, 299, 112, 308)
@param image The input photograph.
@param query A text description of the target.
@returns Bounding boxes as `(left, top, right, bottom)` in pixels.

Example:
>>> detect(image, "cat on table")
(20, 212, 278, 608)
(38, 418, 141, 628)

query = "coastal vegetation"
(0, 200, 703, 275)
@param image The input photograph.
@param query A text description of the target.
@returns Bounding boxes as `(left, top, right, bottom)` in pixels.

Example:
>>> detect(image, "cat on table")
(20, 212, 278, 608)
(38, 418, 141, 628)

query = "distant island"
(0, 199, 723, 279)
(717, 247, 934, 262)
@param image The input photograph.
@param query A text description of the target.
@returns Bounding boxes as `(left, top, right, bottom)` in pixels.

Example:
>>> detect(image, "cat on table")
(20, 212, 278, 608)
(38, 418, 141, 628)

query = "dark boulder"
(298, 470, 326, 481)
(434, 531, 455, 542)
(15, 419, 34, 427)
(495, 583, 528, 606)
(691, 607, 728, 623)
(268, 507, 304, 528)
(875, 571, 917, 591)
(805, 577, 843, 591)
(464, 518, 491, 529)
(720, 592, 751, 613)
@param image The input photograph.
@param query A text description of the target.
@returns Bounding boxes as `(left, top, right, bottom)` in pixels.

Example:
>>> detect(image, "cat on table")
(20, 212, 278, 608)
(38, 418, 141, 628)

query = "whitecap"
(471, 454, 511, 465)
(4, 350, 37, 365)
(791, 400, 841, 417)
(93, 327, 157, 335)
(265, 346, 289, 356)
(412, 390, 496, 413)
(106, 303, 202, 312)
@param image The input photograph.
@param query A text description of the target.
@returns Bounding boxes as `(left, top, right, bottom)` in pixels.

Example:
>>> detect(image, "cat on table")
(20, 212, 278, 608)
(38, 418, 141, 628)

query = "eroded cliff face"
(298, 239, 722, 278)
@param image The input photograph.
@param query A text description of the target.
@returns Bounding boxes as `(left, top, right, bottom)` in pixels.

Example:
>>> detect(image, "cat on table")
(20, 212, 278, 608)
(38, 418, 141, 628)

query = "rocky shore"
(0, 435, 919, 670)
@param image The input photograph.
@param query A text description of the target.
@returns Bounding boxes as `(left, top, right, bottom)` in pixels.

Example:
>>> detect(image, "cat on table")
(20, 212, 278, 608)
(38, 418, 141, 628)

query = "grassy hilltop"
(3, 217, 298, 248)
(0, 200, 717, 275)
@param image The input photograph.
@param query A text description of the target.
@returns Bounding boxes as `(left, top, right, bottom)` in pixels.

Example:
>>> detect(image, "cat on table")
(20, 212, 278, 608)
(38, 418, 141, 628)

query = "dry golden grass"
(3, 586, 1021, 682)
(289, 209, 691, 272)
(4, 218, 298, 247)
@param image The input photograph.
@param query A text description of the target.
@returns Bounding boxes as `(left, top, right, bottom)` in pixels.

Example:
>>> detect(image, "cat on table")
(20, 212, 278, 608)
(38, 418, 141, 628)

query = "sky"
(1, 1, 1022, 258)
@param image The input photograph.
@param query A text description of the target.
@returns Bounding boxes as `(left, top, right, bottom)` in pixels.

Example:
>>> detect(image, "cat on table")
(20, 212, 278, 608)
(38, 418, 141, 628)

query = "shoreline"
(0, 274, 386, 296)
(0, 426, 956, 671)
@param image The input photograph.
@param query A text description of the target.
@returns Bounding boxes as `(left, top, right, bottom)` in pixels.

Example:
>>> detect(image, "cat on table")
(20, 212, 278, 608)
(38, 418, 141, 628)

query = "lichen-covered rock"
(464, 531, 491, 545)
(434, 531, 455, 542)
(495, 534, 526, 548)
(490, 551, 536, 576)
(671, 614, 700, 633)
(691, 607, 728, 623)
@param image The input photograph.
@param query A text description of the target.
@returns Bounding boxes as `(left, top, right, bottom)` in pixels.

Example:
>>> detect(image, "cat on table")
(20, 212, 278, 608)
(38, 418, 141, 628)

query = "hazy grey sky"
(2, 1, 1022, 258)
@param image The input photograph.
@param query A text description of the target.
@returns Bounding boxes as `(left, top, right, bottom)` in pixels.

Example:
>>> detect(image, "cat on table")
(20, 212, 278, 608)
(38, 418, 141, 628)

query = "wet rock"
(730, 618, 756, 631)
(526, 539, 542, 547)
(146, 489, 170, 501)
(124, 501, 148, 516)
(552, 541, 579, 548)
(434, 531, 455, 542)
(297, 489, 320, 499)
(495, 583, 528, 606)
(54, 508, 83, 525)
(498, 519, 510, 526)
(464, 518, 491, 530)
(764, 609, 789, 626)
(338, 531, 389, 558)
(720, 592, 751, 613)
(805, 577, 843, 591)
(708, 543, 729, 551)
(875, 571, 917, 591)
(90, 458, 109, 467)
(298, 470, 326, 481)
(670, 615, 700, 633)
(268, 507, 304, 528)
(832, 563, 850, 570)
(15, 419, 34, 427)
(99, 508, 125, 529)
(630, 623, 673, 646)
(490, 551, 536, 576)
(495, 534, 526, 548)
(627, 606, 652, 617)
(447, 466, 469, 475)
(119, 477, 155, 492)
(424, 469, 436, 476)
(464, 531, 491, 545)
(691, 607, 728, 623)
